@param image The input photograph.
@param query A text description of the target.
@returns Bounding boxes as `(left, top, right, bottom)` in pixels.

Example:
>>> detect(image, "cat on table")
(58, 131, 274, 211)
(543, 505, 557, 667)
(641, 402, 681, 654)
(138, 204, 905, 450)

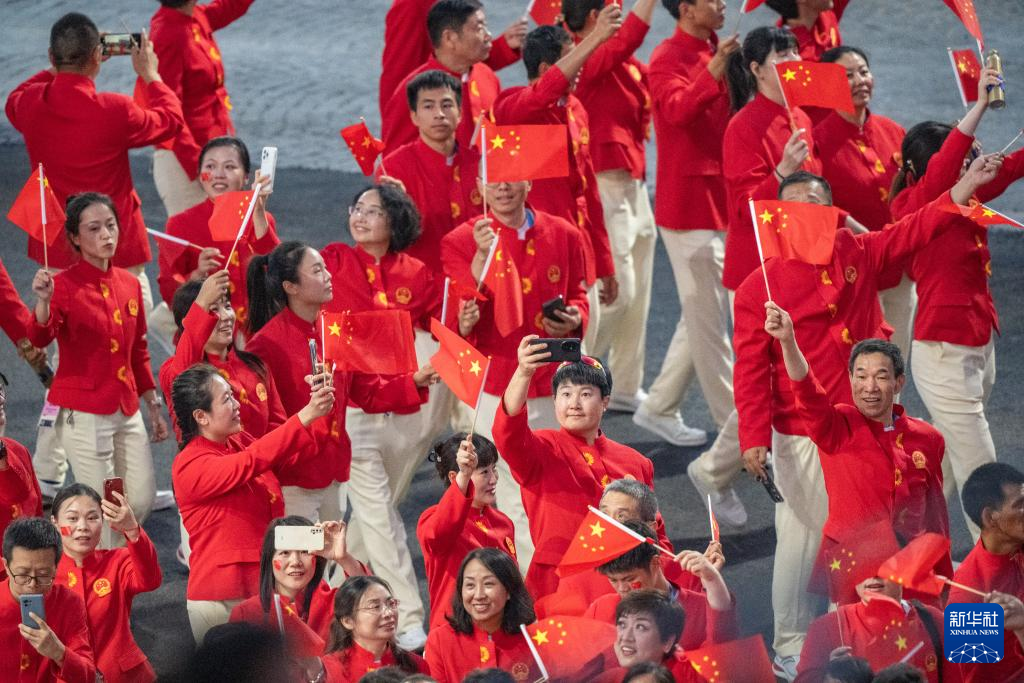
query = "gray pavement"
(0, 0, 1023, 678)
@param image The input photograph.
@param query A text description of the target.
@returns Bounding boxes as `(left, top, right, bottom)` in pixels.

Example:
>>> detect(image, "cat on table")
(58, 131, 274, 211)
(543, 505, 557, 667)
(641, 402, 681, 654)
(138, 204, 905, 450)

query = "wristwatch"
(146, 396, 164, 409)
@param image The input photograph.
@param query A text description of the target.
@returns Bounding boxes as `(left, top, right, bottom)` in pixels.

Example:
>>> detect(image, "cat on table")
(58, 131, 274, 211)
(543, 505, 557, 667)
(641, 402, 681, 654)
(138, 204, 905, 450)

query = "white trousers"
(281, 482, 344, 524)
(643, 229, 735, 427)
(187, 598, 242, 646)
(588, 170, 657, 397)
(879, 274, 917, 363)
(153, 149, 208, 218)
(688, 409, 744, 494)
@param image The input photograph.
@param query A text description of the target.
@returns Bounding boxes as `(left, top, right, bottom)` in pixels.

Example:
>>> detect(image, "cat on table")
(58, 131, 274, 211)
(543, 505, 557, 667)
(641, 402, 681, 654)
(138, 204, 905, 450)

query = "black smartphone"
(534, 338, 582, 363)
(760, 464, 785, 503)
(541, 295, 567, 321)
(20, 593, 44, 628)
(100, 33, 142, 56)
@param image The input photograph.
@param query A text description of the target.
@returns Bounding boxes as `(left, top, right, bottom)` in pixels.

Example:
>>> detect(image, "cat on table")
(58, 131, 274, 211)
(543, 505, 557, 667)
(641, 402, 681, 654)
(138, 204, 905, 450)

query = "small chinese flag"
(442, 278, 487, 330)
(687, 635, 777, 683)
(323, 310, 418, 375)
(430, 317, 489, 408)
(340, 121, 386, 176)
(739, 0, 769, 12)
(706, 495, 721, 543)
(480, 236, 524, 337)
(775, 62, 855, 114)
(948, 48, 981, 106)
(7, 166, 65, 246)
(523, 616, 616, 679)
(823, 520, 901, 605)
(942, 200, 1024, 229)
(208, 190, 254, 242)
(751, 199, 839, 265)
(877, 532, 950, 597)
(480, 124, 569, 182)
(528, 0, 563, 25)
(862, 592, 907, 638)
(274, 598, 326, 658)
(943, 0, 984, 48)
(557, 506, 647, 577)
(467, 66, 500, 122)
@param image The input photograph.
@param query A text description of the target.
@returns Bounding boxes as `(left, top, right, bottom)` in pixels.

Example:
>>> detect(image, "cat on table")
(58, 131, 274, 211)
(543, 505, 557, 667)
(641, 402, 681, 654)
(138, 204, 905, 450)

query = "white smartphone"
(274, 525, 324, 552)
(259, 146, 278, 192)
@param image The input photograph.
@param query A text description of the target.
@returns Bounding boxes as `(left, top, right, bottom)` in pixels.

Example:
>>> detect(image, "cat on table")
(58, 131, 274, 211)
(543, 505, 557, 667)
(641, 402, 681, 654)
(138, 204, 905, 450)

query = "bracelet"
(774, 167, 785, 181)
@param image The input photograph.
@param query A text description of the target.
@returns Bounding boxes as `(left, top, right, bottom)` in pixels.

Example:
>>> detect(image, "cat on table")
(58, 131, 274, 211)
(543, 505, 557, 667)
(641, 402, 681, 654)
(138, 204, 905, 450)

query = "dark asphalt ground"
(0, 0, 1023, 678)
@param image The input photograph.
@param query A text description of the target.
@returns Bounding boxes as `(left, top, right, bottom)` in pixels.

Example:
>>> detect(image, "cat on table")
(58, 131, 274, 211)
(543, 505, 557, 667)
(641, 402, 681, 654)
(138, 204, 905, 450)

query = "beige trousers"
(643, 229, 734, 427)
(281, 482, 344, 524)
(588, 170, 657, 397)
(153, 149, 208, 218)
(187, 598, 242, 645)
(688, 409, 744, 494)
(879, 274, 917, 363)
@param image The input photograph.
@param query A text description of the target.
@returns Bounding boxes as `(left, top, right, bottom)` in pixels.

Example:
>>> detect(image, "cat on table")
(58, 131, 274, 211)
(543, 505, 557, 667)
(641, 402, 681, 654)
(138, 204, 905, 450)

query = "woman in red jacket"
(320, 576, 430, 682)
(50, 483, 162, 683)
(29, 193, 169, 533)
(170, 361, 334, 643)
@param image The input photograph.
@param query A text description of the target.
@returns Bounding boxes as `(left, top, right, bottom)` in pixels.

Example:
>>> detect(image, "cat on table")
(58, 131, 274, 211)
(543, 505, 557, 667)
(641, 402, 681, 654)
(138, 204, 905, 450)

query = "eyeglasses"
(348, 205, 385, 220)
(357, 598, 400, 615)
(11, 573, 55, 586)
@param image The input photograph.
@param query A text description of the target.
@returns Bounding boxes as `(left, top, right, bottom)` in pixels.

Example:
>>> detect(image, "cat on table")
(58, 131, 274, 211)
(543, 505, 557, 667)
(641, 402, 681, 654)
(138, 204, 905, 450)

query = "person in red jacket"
(5, 13, 183, 277)
(381, 0, 502, 155)
(380, 0, 526, 117)
(169, 362, 335, 643)
(146, 0, 257, 216)
(0, 380, 43, 580)
(320, 576, 430, 682)
(50, 483, 161, 683)
(0, 259, 48, 381)
(417, 433, 516, 632)
(424, 548, 540, 683)
(492, 11, 622, 315)
(889, 68, 1024, 538)
(29, 194, 170, 537)
(157, 136, 279, 334)
(765, 0, 848, 61)
(0, 517, 96, 683)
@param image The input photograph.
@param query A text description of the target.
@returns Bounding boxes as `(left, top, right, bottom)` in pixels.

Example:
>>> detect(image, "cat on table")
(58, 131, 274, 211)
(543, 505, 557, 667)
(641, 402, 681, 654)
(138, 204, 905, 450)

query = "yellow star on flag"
(361, 135, 372, 148)
(783, 68, 797, 82)
(532, 629, 549, 645)
(469, 360, 482, 376)
(328, 322, 341, 336)
(981, 208, 995, 217)
(895, 635, 907, 651)
(830, 559, 841, 571)
(958, 60, 968, 73)
(759, 210, 774, 224)
(589, 521, 606, 537)
(490, 134, 506, 150)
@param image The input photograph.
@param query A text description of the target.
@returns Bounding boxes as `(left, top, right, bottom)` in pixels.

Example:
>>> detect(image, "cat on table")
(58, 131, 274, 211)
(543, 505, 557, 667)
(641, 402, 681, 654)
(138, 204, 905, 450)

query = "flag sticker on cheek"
(272, 560, 284, 571)
(60, 526, 74, 537)
(200, 172, 212, 182)
(630, 581, 643, 590)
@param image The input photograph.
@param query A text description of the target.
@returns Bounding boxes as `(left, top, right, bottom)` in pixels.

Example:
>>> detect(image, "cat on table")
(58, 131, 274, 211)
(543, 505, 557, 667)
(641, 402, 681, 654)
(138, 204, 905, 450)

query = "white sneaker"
(152, 489, 177, 511)
(687, 459, 748, 527)
(632, 406, 708, 447)
(773, 654, 800, 682)
(607, 389, 649, 413)
(396, 624, 427, 651)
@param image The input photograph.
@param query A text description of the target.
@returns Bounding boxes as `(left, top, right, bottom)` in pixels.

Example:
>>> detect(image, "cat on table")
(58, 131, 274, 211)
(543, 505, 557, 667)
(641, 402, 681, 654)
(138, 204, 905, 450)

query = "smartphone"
(20, 594, 44, 629)
(535, 337, 582, 363)
(274, 526, 325, 552)
(760, 464, 785, 504)
(541, 295, 567, 321)
(103, 477, 125, 505)
(259, 146, 278, 192)
(100, 33, 141, 56)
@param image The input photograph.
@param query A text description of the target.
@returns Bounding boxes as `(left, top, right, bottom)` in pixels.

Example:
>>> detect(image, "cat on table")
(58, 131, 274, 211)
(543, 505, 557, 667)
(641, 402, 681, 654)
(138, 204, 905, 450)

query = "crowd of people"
(0, 0, 1022, 681)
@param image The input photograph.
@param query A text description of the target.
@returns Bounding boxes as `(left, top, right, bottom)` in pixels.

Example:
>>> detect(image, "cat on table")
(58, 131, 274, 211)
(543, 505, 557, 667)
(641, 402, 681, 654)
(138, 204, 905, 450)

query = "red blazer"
(0, 581, 96, 683)
(949, 541, 1024, 682)
(732, 194, 956, 451)
(172, 415, 316, 600)
(245, 307, 426, 486)
(778, 0, 848, 62)
(791, 372, 951, 595)
(417, 481, 517, 632)
(424, 622, 539, 683)
(158, 199, 280, 326)
(382, 56, 500, 155)
(649, 29, 731, 232)
(323, 642, 429, 683)
(721, 93, 822, 289)
(892, 129, 1024, 347)
(375, 139, 483, 271)
(158, 304, 287, 441)
(28, 261, 155, 416)
(0, 258, 31, 344)
(597, 650, 708, 683)
(441, 208, 589, 398)
(5, 72, 183, 268)
(146, 0, 254, 178)
(491, 403, 654, 599)
(573, 13, 651, 178)
(55, 530, 162, 683)
(379, 0, 520, 117)
(0, 438, 43, 575)
(493, 67, 614, 284)
(229, 580, 337, 643)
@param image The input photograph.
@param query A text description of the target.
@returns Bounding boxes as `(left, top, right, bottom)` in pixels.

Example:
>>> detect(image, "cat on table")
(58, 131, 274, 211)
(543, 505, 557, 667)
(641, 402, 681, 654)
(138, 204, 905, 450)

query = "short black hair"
(449, 548, 535, 635)
(848, 339, 905, 379)
(597, 520, 658, 575)
(51, 483, 101, 519)
(962, 463, 1024, 528)
(3, 517, 62, 565)
(158, 0, 193, 7)
(351, 184, 422, 253)
(427, 0, 484, 49)
(623, 662, 675, 683)
(356, 667, 407, 683)
(821, 45, 871, 67)
(870, 662, 926, 683)
(429, 432, 500, 485)
(778, 170, 834, 205)
(765, 0, 799, 20)
(463, 669, 516, 683)
(615, 590, 686, 650)
(406, 69, 463, 112)
(199, 136, 252, 176)
(826, 655, 875, 683)
(552, 356, 612, 398)
(50, 12, 99, 68)
(180, 622, 291, 683)
(561, 0, 604, 32)
(523, 25, 571, 80)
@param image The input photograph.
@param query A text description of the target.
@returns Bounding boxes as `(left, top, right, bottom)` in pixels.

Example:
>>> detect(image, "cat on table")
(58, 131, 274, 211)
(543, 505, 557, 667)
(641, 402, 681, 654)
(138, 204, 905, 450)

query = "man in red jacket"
(0, 380, 44, 578)
(766, 0, 849, 61)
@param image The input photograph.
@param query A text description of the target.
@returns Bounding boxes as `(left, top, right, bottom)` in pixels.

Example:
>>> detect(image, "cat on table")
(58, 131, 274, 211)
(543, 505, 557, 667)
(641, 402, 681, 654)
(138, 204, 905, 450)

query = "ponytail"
(889, 121, 953, 202)
(245, 241, 310, 336)
(726, 26, 798, 113)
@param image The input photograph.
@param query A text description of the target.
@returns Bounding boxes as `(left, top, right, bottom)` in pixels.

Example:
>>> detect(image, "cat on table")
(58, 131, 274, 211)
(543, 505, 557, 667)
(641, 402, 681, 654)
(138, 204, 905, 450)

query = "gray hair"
(602, 479, 659, 522)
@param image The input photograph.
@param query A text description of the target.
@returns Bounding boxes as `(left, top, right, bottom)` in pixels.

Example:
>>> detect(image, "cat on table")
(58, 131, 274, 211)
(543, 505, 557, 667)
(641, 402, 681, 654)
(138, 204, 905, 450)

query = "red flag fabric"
(7, 167, 65, 246)
(480, 236, 524, 337)
(707, 496, 721, 543)
(687, 635, 777, 683)
(323, 310, 418, 375)
(480, 124, 570, 182)
(949, 48, 981, 105)
(429, 317, 489, 408)
(557, 507, 647, 577)
(340, 121, 386, 176)
(275, 599, 326, 658)
(208, 190, 254, 242)
(862, 592, 907, 638)
(943, 0, 984, 47)
(467, 72, 501, 122)
(442, 278, 488, 329)
(775, 62, 856, 114)
(825, 520, 901, 605)
(877, 532, 950, 597)
(523, 615, 616, 679)
(528, 0, 563, 25)
(942, 200, 1024, 229)
(740, 0, 769, 12)
(751, 199, 839, 265)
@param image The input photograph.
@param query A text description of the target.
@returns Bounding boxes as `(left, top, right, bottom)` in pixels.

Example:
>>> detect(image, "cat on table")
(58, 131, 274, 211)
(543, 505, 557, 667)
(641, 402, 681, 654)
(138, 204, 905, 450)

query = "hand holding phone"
(760, 464, 785, 503)
(533, 338, 582, 363)
(100, 33, 142, 56)
(259, 146, 278, 192)
(541, 295, 567, 321)
(274, 525, 325, 552)
(20, 594, 45, 628)
(103, 477, 125, 505)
